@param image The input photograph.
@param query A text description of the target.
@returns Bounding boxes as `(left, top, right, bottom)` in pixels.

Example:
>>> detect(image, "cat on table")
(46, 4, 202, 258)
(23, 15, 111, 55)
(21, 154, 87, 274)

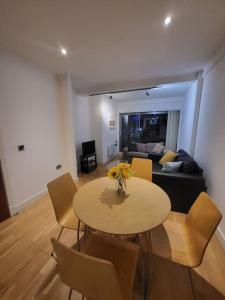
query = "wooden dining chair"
(150, 192, 222, 299)
(33, 233, 139, 300)
(47, 173, 84, 254)
(131, 158, 152, 181)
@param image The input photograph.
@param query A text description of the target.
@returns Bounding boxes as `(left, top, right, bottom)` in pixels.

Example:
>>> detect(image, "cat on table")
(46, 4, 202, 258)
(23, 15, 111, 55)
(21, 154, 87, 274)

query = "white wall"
(57, 75, 77, 178)
(88, 95, 117, 164)
(194, 52, 225, 249)
(178, 82, 197, 153)
(0, 50, 77, 214)
(73, 92, 91, 167)
(100, 96, 117, 163)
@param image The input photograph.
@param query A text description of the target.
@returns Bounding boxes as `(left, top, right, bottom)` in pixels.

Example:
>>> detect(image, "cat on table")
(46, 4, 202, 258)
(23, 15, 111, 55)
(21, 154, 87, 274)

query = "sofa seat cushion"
(136, 143, 146, 152)
(126, 151, 148, 159)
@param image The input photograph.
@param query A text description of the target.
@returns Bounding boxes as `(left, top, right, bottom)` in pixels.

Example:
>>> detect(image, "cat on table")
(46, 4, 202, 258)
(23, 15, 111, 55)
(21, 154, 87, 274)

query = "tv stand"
(80, 153, 97, 173)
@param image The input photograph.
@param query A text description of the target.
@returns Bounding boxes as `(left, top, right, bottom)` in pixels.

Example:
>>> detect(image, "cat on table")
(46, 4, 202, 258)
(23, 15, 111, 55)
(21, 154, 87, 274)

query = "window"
(119, 112, 168, 151)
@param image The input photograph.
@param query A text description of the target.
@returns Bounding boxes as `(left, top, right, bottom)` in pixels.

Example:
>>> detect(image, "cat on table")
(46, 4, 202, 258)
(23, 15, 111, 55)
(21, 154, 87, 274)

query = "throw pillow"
(182, 160, 198, 174)
(137, 143, 146, 153)
(159, 151, 177, 166)
(175, 149, 199, 174)
(162, 161, 183, 172)
(145, 142, 156, 153)
(152, 143, 165, 153)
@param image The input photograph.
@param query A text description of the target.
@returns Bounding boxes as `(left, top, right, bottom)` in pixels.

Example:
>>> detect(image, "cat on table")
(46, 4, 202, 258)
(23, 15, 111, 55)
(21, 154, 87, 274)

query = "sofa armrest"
(152, 171, 206, 213)
(148, 152, 163, 162)
(122, 147, 128, 160)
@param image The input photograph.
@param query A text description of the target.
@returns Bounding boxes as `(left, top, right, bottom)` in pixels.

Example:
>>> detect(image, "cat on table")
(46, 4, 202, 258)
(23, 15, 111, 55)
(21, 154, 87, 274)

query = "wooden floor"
(0, 166, 225, 300)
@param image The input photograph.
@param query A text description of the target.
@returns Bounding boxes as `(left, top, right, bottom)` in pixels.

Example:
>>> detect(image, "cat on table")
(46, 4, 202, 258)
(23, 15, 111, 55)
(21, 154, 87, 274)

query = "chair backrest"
(131, 158, 152, 181)
(186, 192, 222, 266)
(47, 173, 77, 225)
(51, 238, 123, 300)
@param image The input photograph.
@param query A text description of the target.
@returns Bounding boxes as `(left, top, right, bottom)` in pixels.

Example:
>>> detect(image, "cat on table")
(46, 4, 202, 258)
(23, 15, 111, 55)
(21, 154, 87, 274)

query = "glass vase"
(117, 177, 126, 196)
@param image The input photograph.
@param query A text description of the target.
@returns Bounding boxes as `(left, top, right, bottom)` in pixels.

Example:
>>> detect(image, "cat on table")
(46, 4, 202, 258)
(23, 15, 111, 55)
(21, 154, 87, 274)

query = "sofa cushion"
(159, 151, 177, 166)
(162, 161, 183, 173)
(128, 142, 138, 152)
(137, 143, 146, 152)
(127, 151, 148, 159)
(148, 152, 164, 162)
(175, 149, 199, 174)
(152, 143, 165, 153)
(146, 143, 156, 152)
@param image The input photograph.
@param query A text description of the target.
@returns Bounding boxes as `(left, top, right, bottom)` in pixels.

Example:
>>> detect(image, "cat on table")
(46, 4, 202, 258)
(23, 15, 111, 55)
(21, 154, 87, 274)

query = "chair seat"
(58, 207, 85, 231)
(83, 233, 139, 300)
(150, 212, 199, 267)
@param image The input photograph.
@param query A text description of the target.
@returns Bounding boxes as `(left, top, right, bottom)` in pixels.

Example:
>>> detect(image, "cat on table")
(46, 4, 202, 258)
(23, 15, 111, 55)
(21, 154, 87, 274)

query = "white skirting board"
(216, 226, 225, 252)
(9, 188, 48, 215)
(9, 176, 79, 216)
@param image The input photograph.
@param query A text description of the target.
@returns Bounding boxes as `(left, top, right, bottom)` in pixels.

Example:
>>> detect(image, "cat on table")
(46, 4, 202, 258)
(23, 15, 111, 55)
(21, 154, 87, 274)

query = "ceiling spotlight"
(164, 16, 172, 26)
(146, 90, 150, 96)
(60, 47, 67, 56)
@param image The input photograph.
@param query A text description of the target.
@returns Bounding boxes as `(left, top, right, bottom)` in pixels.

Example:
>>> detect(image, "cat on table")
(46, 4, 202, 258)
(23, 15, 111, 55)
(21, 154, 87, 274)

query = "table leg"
(148, 231, 153, 291)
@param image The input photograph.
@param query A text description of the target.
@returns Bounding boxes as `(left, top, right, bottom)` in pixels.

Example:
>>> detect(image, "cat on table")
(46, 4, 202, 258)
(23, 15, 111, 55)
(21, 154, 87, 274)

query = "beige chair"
(150, 192, 222, 299)
(131, 157, 152, 181)
(47, 173, 84, 252)
(33, 233, 139, 300)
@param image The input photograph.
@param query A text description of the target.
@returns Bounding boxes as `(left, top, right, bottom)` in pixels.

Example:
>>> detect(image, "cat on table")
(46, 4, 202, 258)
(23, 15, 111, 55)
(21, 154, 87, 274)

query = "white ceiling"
(108, 81, 193, 101)
(0, 0, 225, 94)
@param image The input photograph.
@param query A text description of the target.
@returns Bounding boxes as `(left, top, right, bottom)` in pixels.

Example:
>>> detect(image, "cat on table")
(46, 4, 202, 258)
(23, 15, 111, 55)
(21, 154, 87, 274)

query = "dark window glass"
(119, 112, 168, 151)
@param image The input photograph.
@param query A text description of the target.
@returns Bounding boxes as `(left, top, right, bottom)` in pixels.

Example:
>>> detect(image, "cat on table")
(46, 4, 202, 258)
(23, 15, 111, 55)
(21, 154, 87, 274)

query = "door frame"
(0, 160, 10, 222)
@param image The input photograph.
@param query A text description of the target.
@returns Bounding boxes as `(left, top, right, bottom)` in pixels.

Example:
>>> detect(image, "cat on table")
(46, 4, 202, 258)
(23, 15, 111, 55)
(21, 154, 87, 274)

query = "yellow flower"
(107, 166, 119, 179)
(108, 163, 133, 180)
(118, 162, 126, 169)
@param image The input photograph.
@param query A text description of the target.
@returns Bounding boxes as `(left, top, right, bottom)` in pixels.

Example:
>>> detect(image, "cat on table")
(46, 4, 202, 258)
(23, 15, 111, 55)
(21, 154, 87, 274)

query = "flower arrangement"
(107, 162, 133, 195)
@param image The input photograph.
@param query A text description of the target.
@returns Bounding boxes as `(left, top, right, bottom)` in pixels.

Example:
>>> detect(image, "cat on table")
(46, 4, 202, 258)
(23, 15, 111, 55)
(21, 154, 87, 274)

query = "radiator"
(108, 144, 116, 158)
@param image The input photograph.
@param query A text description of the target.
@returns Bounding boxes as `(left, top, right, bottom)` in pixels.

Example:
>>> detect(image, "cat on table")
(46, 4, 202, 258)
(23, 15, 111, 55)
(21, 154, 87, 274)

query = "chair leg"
(188, 268, 196, 300)
(51, 227, 64, 257)
(137, 234, 143, 282)
(77, 219, 81, 251)
(84, 225, 89, 245)
(68, 288, 73, 300)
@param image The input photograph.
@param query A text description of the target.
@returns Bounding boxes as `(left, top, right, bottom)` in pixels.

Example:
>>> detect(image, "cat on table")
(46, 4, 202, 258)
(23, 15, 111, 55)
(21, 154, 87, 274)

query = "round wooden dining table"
(73, 176, 171, 299)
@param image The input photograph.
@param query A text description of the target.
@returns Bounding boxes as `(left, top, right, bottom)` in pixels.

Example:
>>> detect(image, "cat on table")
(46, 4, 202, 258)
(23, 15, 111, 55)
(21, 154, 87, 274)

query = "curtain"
(165, 110, 180, 151)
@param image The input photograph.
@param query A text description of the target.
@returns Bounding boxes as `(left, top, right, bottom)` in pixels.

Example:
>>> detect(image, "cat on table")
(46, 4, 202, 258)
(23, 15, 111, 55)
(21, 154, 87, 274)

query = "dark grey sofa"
(123, 146, 207, 213)
(122, 142, 164, 163)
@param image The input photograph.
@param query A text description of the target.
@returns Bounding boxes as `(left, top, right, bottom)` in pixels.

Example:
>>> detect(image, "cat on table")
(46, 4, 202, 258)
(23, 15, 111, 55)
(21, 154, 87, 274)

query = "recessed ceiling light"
(60, 47, 67, 56)
(164, 16, 172, 26)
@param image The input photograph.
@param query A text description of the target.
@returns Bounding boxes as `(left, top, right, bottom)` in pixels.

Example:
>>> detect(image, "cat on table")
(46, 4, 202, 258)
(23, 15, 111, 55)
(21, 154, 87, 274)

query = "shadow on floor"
(146, 255, 225, 300)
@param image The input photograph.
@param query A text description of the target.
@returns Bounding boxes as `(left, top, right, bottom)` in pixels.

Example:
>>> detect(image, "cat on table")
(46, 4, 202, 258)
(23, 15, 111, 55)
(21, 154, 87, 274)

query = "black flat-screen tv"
(82, 140, 96, 156)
